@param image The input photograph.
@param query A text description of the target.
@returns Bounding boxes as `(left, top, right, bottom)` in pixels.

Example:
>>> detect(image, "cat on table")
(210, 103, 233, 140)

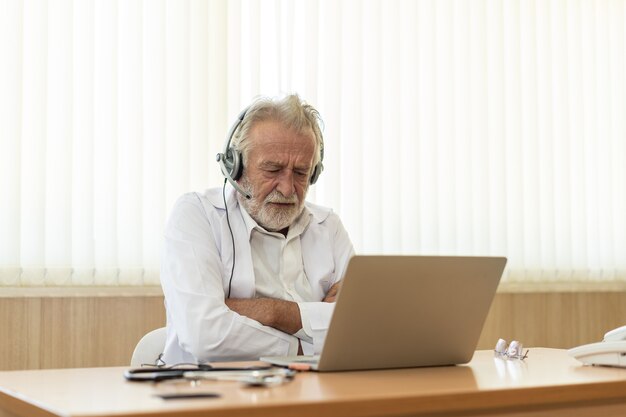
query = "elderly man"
(160, 94, 354, 364)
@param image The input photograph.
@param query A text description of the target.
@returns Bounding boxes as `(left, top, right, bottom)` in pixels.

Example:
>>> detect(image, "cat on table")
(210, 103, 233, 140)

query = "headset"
(215, 105, 325, 298)
(215, 106, 325, 201)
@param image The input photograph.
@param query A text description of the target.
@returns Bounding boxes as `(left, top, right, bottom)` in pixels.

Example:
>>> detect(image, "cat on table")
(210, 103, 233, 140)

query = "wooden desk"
(1, 348, 626, 417)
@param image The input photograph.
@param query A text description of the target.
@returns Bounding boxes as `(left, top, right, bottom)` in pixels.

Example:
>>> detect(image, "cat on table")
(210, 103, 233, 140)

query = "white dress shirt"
(160, 186, 354, 364)
(240, 204, 317, 350)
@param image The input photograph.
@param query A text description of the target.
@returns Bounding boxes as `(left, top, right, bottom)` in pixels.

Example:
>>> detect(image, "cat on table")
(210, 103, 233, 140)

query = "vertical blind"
(0, 0, 624, 286)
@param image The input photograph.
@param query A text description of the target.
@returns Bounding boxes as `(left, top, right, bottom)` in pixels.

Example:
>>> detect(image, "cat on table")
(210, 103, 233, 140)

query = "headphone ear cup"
(309, 162, 323, 185)
(229, 148, 244, 181)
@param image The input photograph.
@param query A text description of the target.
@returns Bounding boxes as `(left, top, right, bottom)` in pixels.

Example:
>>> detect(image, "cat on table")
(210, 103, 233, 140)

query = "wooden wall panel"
(0, 291, 165, 371)
(0, 298, 42, 370)
(477, 291, 626, 350)
(1, 289, 626, 370)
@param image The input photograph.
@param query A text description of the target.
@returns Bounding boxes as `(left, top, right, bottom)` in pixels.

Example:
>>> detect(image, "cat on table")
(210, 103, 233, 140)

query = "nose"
(276, 171, 296, 198)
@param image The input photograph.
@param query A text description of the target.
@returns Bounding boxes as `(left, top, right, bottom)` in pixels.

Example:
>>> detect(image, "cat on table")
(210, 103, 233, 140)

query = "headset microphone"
(216, 107, 252, 200)
(216, 153, 252, 199)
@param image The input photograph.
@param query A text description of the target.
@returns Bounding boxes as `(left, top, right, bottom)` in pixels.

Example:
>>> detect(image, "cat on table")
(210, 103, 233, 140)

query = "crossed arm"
(225, 281, 342, 335)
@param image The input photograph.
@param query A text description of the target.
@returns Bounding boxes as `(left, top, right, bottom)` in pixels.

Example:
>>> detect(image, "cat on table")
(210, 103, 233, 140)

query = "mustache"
(264, 191, 298, 204)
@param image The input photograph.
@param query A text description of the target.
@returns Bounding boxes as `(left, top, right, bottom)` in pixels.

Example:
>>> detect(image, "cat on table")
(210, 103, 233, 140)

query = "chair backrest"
(130, 327, 167, 367)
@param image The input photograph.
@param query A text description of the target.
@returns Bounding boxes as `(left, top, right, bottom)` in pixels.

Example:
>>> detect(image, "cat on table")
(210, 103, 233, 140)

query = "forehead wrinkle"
(248, 120, 316, 169)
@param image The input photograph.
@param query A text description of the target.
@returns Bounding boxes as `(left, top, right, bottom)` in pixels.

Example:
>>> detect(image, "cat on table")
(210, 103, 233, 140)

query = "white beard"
(238, 177, 307, 232)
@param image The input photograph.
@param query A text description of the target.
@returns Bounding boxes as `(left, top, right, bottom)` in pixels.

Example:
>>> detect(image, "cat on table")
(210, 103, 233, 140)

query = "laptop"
(261, 255, 506, 372)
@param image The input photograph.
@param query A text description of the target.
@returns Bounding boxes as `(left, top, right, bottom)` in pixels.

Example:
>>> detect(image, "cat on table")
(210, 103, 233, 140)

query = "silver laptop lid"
(316, 255, 506, 371)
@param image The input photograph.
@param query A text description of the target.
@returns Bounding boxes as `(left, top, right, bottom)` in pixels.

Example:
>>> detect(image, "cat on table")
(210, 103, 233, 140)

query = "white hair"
(231, 94, 324, 168)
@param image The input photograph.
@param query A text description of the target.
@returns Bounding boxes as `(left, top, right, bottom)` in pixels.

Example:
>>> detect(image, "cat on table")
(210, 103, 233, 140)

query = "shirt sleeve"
(297, 302, 336, 353)
(295, 212, 355, 354)
(160, 193, 300, 363)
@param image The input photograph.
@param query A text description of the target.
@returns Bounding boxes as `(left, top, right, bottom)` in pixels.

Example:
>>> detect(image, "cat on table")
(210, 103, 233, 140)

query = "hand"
(323, 281, 342, 302)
